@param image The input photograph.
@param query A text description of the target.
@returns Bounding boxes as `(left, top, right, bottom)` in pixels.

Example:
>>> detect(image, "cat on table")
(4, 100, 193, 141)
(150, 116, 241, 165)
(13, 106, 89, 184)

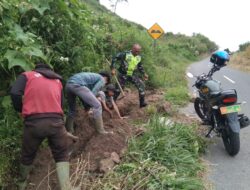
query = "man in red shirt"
(11, 63, 77, 190)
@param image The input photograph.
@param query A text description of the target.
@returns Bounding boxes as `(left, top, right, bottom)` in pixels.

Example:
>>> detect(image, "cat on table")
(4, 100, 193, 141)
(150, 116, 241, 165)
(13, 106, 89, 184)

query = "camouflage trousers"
(114, 74, 145, 100)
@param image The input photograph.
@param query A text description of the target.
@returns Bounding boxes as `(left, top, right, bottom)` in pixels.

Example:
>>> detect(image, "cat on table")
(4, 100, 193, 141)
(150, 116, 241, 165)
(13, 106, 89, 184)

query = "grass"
(158, 61, 193, 106)
(89, 116, 206, 190)
(165, 86, 190, 106)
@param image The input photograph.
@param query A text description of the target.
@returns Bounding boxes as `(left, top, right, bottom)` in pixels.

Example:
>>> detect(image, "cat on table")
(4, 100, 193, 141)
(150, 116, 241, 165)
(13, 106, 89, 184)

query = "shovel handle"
(105, 58, 125, 97)
(114, 75, 125, 97)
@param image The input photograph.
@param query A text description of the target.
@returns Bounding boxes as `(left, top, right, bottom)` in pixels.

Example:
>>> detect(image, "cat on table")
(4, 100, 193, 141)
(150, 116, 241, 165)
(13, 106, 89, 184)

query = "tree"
(109, 0, 128, 13)
(239, 42, 250, 52)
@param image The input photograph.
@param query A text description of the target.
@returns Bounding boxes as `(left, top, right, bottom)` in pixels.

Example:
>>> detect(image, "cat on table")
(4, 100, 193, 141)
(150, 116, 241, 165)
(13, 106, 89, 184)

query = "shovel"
(105, 58, 126, 100)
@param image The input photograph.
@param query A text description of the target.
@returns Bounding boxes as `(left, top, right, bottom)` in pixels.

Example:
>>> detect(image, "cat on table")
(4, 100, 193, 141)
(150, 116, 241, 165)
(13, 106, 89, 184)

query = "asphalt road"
(186, 58, 250, 190)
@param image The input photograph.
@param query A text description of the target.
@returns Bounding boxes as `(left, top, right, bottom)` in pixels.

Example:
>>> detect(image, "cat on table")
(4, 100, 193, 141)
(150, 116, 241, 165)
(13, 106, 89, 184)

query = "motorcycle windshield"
(205, 80, 221, 92)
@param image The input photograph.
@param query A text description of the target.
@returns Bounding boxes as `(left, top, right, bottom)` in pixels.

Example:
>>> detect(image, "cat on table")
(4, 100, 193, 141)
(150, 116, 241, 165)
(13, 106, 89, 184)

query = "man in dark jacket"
(111, 44, 148, 107)
(65, 71, 112, 134)
(10, 63, 77, 190)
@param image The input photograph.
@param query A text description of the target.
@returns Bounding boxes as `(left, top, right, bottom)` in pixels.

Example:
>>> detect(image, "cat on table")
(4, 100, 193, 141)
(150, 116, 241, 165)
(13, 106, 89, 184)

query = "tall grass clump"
(91, 116, 206, 190)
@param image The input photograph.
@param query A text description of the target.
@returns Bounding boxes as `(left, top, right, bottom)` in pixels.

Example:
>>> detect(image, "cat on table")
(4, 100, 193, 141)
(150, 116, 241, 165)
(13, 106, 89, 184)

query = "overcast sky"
(100, 0, 250, 51)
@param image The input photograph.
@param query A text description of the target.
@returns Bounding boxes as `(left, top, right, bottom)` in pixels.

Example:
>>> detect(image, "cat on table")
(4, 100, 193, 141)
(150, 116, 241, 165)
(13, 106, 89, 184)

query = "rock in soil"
(99, 158, 115, 173)
(111, 152, 121, 164)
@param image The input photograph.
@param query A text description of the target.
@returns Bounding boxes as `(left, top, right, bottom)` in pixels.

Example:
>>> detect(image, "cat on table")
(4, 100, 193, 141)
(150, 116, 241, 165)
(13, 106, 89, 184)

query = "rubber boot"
(56, 162, 71, 190)
(56, 162, 80, 190)
(139, 95, 147, 108)
(17, 164, 33, 190)
(94, 116, 111, 134)
(65, 116, 74, 133)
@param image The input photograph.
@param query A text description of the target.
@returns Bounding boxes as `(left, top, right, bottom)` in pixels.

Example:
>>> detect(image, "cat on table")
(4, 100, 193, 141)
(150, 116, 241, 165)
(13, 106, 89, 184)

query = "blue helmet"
(210, 50, 230, 66)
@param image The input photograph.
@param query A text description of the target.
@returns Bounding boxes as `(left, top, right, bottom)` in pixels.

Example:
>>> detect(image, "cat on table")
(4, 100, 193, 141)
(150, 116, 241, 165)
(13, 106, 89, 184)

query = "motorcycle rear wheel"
(222, 128, 240, 156)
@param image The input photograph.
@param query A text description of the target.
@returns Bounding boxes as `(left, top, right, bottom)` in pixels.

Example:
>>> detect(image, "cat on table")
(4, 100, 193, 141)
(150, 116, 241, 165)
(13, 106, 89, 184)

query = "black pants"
(114, 74, 145, 100)
(21, 117, 69, 165)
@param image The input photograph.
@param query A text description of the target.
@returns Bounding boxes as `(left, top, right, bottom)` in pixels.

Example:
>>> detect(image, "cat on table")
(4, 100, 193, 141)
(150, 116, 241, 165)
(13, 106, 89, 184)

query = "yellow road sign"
(147, 23, 164, 40)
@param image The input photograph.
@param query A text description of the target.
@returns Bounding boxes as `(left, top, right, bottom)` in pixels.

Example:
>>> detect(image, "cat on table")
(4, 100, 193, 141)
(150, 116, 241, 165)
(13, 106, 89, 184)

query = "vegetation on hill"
(0, 0, 217, 187)
(231, 42, 250, 72)
(239, 42, 250, 52)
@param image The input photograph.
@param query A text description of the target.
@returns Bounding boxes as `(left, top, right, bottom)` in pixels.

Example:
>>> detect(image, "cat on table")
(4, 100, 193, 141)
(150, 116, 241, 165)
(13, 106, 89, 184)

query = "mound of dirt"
(23, 90, 166, 190)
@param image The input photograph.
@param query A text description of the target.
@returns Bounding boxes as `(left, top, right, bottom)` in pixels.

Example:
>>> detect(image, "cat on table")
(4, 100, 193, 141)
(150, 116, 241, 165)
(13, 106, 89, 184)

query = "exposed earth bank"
(23, 89, 172, 190)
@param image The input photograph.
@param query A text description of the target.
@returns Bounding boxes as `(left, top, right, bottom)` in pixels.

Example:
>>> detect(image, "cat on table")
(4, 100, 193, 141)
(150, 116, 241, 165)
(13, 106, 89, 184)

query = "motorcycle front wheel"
(222, 128, 240, 156)
(194, 97, 208, 121)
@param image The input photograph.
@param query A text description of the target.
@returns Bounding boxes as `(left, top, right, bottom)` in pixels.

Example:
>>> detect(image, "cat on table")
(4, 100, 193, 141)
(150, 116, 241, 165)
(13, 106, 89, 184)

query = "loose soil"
(21, 89, 168, 190)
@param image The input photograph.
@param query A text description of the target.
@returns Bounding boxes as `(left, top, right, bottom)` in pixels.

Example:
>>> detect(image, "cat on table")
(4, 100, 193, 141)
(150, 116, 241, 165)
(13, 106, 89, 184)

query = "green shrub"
(0, 106, 22, 186)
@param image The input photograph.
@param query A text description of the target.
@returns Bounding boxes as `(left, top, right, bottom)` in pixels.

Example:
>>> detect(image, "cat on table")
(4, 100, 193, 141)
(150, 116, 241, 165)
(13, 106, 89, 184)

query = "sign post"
(147, 23, 165, 52)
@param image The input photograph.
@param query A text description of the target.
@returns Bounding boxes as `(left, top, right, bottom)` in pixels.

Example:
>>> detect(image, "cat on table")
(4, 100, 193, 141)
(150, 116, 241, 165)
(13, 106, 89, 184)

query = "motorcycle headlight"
(200, 86, 209, 94)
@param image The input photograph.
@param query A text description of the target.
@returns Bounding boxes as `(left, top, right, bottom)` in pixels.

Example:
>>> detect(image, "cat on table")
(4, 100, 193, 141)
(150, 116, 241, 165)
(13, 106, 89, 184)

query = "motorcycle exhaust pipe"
(239, 115, 250, 129)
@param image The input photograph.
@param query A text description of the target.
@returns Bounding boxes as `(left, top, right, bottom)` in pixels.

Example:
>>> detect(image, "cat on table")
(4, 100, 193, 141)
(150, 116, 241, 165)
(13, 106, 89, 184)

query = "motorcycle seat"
(220, 89, 237, 96)
(210, 91, 221, 98)
(210, 89, 237, 100)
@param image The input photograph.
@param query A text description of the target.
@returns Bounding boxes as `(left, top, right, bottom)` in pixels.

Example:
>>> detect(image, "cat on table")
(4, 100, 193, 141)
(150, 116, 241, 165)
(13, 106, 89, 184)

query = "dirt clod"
(99, 158, 115, 173)
(134, 127, 147, 137)
(157, 101, 172, 113)
(111, 152, 120, 164)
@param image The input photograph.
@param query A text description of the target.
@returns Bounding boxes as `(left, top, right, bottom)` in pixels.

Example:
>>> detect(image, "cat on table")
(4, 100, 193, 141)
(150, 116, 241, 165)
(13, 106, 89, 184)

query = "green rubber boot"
(94, 116, 112, 134)
(56, 162, 80, 190)
(17, 164, 32, 190)
(56, 162, 71, 190)
(65, 116, 74, 133)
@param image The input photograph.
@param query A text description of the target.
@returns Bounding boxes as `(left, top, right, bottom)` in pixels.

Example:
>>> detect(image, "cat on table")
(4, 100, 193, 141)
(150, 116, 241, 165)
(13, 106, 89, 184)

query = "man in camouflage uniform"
(111, 44, 148, 108)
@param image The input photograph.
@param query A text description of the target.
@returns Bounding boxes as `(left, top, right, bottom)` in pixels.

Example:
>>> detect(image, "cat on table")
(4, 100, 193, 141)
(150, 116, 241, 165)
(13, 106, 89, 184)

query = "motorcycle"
(187, 64, 250, 156)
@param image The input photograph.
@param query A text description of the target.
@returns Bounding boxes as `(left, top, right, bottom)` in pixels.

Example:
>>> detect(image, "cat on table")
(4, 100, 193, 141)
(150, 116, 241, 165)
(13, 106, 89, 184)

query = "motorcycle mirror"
(186, 72, 194, 78)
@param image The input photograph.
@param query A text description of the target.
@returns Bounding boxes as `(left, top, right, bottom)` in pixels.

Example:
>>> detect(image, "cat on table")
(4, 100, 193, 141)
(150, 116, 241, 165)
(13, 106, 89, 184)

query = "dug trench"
(17, 89, 172, 190)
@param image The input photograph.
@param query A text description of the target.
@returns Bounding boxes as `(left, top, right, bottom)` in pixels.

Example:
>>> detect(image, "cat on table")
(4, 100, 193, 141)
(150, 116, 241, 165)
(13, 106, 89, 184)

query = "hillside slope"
(231, 44, 250, 71)
(0, 0, 216, 188)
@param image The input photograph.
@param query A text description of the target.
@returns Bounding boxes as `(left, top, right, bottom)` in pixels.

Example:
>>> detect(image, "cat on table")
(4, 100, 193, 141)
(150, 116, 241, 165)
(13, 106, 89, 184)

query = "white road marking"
(223, 75, 236, 84)
(186, 72, 194, 78)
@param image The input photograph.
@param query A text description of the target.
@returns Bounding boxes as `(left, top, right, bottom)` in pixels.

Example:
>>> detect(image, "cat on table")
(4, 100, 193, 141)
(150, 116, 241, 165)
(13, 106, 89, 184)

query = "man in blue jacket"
(65, 71, 111, 134)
